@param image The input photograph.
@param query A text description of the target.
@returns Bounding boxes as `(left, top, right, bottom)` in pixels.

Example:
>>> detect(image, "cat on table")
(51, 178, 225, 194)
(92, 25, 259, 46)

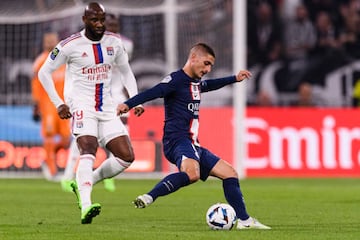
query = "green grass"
(0, 178, 359, 240)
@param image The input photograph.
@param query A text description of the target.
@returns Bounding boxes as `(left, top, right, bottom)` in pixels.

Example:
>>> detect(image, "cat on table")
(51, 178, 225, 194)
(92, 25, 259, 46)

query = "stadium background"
(1, 0, 360, 178)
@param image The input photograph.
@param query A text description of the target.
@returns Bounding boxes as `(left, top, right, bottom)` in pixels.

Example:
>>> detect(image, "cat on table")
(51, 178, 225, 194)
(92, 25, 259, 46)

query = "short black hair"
(191, 43, 215, 58)
(84, 2, 105, 16)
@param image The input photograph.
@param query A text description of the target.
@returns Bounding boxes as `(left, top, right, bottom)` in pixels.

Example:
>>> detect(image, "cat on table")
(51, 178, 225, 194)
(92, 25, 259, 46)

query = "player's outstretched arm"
(235, 70, 252, 82)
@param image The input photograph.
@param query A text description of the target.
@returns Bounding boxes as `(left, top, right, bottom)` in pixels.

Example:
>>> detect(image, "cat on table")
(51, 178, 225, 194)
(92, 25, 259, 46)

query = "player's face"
(83, 10, 106, 41)
(191, 53, 215, 79)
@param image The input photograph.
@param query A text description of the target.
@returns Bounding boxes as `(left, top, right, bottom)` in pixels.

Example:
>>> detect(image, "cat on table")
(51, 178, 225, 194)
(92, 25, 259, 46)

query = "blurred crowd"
(246, 0, 360, 107)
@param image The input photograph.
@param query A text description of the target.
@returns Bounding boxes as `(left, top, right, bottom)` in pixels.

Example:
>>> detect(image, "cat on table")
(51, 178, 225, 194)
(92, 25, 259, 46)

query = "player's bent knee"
(229, 170, 238, 179)
(210, 161, 238, 179)
(186, 171, 200, 183)
(222, 167, 238, 179)
(113, 151, 134, 163)
(121, 153, 134, 163)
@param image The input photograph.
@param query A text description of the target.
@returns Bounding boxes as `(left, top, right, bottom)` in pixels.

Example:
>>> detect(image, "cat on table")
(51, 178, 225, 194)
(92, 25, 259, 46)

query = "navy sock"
(148, 172, 190, 201)
(223, 177, 249, 220)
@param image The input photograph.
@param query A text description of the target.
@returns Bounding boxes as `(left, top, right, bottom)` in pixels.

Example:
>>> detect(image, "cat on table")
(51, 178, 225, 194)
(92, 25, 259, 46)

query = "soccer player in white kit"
(60, 12, 135, 193)
(38, 2, 144, 224)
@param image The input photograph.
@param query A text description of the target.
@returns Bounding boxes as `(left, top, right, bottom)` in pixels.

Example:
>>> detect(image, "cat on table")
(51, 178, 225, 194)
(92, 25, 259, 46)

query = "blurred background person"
(247, 1, 284, 106)
(297, 10, 348, 106)
(338, 1, 360, 60)
(281, 3, 316, 91)
(32, 32, 71, 181)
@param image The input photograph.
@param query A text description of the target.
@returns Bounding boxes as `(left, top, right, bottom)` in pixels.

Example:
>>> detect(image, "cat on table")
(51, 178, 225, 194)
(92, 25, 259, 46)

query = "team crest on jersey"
(50, 47, 59, 60)
(190, 82, 200, 100)
(107, 47, 114, 56)
(76, 121, 83, 128)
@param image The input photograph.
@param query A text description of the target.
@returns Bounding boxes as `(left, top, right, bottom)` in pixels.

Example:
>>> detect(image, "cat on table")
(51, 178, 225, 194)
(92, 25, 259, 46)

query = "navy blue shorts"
(163, 138, 220, 181)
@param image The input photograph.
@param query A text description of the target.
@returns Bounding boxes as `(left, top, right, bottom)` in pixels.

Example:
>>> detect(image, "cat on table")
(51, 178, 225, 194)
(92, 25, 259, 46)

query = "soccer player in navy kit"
(117, 43, 270, 230)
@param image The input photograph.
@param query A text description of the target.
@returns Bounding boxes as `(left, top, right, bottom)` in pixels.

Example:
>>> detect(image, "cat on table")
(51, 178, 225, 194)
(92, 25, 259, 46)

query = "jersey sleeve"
(114, 38, 129, 66)
(117, 60, 138, 99)
(124, 74, 177, 109)
(38, 44, 68, 108)
(200, 75, 237, 93)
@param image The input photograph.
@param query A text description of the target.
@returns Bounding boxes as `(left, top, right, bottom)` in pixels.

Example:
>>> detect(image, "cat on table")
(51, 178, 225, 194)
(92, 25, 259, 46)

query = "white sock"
(142, 194, 153, 204)
(76, 154, 95, 211)
(62, 140, 79, 181)
(93, 156, 131, 185)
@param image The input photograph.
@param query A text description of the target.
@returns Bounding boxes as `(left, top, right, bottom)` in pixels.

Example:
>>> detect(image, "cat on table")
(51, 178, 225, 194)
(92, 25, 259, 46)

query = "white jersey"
(111, 34, 134, 105)
(38, 29, 139, 119)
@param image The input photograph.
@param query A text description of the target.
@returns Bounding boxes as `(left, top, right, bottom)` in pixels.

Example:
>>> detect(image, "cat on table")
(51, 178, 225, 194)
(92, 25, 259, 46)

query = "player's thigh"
(76, 135, 98, 155)
(99, 117, 132, 159)
(209, 159, 238, 179)
(167, 139, 200, 181)
(180, 158, 200, 182)
(106, 135, 134, 161)
(72, 110, 99, 154)
(166, 139, 199, 167)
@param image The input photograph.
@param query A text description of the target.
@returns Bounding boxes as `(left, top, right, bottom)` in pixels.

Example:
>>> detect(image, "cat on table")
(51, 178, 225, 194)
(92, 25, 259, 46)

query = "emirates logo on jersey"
(82, 64, 111, 81)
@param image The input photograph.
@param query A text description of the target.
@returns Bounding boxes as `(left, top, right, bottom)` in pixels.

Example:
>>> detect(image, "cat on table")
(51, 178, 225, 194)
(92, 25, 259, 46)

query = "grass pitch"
(0, 178, 359, 240)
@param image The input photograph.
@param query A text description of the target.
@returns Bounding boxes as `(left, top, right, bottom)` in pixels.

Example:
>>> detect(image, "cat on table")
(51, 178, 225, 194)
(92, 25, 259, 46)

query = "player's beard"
(86, 26, 105, 41)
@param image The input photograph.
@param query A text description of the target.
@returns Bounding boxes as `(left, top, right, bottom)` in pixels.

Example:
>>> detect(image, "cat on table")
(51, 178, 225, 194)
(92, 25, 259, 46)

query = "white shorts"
(71, 108, 128, 146)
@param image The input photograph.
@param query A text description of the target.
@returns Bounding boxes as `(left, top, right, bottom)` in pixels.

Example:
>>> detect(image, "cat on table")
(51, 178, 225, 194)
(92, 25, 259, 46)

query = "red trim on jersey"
(94, 83, 104, 111)
(92, 43, 103, 64)
(60, 32, 81, 47)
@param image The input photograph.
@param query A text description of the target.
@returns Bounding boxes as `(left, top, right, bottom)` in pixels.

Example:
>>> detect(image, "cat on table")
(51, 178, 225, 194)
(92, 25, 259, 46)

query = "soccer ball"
(206, 203, 237, 230)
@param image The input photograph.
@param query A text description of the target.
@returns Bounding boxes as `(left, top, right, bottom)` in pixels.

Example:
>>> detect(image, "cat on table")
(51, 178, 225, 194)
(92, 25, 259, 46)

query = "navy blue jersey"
(125, 69, 236, 147)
